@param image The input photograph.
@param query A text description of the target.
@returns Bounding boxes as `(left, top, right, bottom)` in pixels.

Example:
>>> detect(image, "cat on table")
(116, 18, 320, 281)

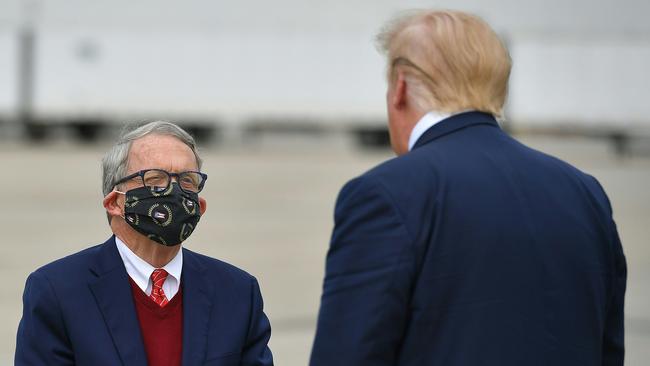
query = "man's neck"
(407, 110, 453, 151)
(112, 221, 180, 268)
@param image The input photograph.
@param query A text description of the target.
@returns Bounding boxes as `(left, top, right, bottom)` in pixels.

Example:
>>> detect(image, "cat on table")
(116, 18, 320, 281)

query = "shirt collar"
(114, 236, 183, 293)
(408, 110, 478, 151)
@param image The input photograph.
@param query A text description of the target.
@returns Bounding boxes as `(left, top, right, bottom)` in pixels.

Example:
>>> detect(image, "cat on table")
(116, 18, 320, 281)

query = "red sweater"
(129, 277, 183, 366)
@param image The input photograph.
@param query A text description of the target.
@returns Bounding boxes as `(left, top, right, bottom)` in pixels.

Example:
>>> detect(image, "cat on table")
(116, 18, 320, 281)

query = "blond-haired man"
(310, 10, 625, 366)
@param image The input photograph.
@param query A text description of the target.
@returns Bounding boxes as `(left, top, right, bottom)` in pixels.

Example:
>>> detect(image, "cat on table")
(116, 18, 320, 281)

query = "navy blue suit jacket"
(310, 112, 626, 365)
(16, 236, 273, 366)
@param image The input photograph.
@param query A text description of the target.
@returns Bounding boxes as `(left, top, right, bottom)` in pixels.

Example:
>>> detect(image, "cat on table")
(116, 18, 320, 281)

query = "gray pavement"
(1, 135, 649, 365)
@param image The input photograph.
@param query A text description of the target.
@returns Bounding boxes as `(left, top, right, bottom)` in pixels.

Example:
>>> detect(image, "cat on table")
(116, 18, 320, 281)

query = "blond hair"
(377, 10, 511, 117)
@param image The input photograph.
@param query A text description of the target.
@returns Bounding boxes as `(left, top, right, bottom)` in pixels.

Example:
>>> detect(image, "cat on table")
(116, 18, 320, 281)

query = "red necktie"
(150, 269, 169, 307)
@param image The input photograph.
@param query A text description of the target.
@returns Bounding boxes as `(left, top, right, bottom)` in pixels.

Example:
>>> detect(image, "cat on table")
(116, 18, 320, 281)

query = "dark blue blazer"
(16, 236, 273, 366)
(310, 112, 626, 366)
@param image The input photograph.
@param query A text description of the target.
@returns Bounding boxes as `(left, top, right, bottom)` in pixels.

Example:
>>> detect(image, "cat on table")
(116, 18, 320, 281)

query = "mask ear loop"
(113, 189, 127, 220)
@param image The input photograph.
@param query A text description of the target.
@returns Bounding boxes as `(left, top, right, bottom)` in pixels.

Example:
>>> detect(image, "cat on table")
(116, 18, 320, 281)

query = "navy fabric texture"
(310, 112, 626, 366)
(15, 236, 273, 366)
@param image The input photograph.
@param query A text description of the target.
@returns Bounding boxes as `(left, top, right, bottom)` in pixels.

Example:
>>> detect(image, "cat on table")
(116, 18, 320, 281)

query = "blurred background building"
(1, 0, 649, 147)
(0, 0, 649, 365)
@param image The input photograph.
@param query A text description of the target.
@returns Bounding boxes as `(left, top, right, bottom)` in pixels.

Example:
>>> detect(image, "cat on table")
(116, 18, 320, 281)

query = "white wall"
(32, 29, 385, 122)
(0, 29, 16, 117)
(1, 0, 649, 128)
(509, 37, 650, 127)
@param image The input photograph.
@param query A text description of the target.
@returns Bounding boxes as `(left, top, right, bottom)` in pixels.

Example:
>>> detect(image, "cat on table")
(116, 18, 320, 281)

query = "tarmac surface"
(1, 135, 649, 365)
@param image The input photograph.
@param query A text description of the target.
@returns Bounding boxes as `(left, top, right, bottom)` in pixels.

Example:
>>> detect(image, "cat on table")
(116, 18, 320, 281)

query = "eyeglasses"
(114, 169, 208, 194)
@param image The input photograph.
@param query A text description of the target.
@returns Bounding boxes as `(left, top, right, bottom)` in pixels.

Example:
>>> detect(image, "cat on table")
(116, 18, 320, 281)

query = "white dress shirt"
(408, 110, 476, 151)
(115, 236, 183, 300)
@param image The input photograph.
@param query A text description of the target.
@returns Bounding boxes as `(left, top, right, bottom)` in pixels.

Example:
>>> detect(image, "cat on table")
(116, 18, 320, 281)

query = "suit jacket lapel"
(88, 237, 148, 366)
(181, 249, 213, 366)
(412, 111, 500, 150)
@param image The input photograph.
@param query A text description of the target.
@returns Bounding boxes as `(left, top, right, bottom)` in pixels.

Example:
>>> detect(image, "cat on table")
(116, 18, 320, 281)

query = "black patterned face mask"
(120, 183, 202, 246)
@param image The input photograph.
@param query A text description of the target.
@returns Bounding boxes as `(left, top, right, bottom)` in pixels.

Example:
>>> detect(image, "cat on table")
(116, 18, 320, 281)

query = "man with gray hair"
(16, 121, 273, 366)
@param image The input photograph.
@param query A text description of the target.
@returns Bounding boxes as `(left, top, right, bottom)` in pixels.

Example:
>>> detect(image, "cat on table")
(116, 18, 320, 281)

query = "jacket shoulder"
(349, 150, 437, 202)
(34, 243, 104, 279)
(182, 248, 258, 284)
(514, 141, 612, 211)
(364, 149, 431, 179)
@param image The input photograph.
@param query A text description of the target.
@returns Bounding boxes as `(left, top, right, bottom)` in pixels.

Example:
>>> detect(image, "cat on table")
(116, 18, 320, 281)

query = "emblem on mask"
(149, 203, 173, 227)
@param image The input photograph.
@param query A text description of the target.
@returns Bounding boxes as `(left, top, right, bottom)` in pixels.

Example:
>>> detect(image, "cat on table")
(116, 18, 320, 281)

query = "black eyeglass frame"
(113, 169, 208, 194)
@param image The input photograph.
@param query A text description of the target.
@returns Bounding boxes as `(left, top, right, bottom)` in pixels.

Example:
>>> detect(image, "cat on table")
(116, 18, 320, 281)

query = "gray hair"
(101, 121, 203, 197)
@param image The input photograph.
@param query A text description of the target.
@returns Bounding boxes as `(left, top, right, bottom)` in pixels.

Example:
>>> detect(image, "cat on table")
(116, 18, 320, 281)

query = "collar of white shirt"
(408, 110, 475, 151)
(115, 236, 183, 300)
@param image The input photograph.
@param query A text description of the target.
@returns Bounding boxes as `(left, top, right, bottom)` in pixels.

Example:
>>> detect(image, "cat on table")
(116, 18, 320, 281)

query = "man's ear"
(199, 197, 207, 215)
(390, 71, 409, 111)
(103, 191, 123, 219)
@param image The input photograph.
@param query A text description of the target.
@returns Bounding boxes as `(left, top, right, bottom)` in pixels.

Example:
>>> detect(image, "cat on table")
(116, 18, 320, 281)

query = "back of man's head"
(377, 10, 511, 117)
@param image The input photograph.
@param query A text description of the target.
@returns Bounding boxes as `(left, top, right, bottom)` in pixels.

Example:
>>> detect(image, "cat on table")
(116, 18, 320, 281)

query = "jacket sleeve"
(15, 271, 74, 366)
(601, 217, 627, 366)
(587, 175, 627, 366)
(241, 277, 273, 366)
(310, 175, 416, 366)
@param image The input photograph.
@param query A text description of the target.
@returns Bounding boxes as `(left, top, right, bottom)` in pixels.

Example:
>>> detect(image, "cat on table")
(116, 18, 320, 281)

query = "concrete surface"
(0, 135, 648, 365)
